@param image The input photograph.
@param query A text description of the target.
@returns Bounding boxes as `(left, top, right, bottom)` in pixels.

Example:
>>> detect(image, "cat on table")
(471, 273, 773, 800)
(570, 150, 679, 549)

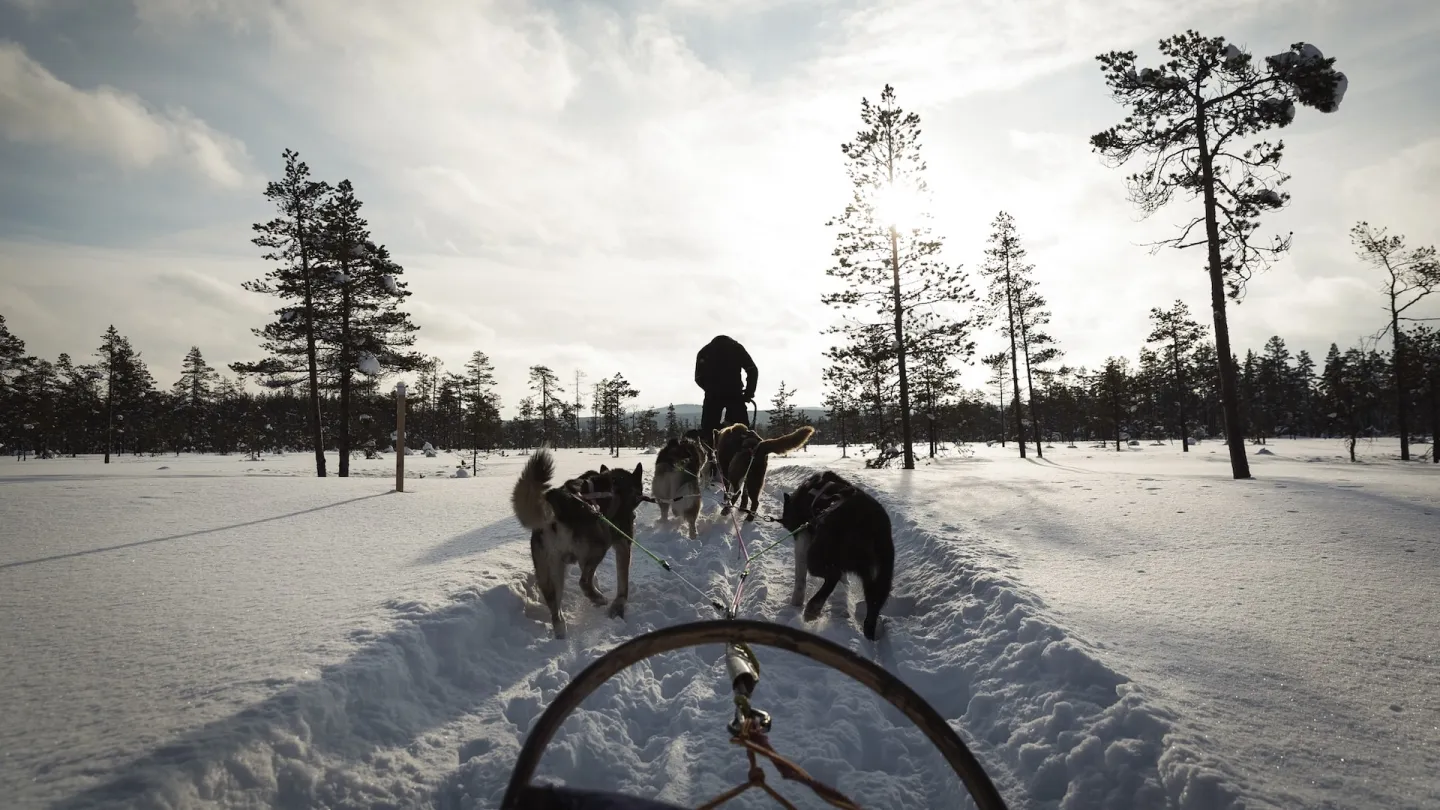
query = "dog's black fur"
(651, 432, 709, 539)
(779, 470, 895, 641)
(511, 447, 645, 639)
(713, 423, 816, 519)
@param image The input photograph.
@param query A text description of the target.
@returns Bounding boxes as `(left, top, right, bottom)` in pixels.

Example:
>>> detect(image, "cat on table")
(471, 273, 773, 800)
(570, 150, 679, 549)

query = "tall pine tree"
(232, 149, 334, 477)
(1091, 33, 1347, 478)
(822, 84, 977, 470)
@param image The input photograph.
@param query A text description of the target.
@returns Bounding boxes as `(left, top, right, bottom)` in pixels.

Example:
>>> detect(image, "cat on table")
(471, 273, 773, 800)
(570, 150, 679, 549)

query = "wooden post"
(395, 381, 407, 492)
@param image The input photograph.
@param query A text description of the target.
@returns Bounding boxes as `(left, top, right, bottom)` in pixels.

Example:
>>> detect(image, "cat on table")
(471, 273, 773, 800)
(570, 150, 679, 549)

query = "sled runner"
(499, 619, 1011, 810)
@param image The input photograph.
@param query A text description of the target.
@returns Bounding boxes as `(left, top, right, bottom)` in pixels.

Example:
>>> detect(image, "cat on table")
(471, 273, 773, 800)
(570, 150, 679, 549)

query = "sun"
(870, 179, 930, 232)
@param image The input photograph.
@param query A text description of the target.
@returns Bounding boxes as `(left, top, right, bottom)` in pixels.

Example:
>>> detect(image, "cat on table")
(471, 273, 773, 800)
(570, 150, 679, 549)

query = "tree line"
(4, 307, 1433, 467)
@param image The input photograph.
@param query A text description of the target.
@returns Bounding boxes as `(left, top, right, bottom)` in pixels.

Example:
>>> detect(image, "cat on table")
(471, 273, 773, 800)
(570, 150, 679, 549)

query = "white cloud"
(1340, 138, 1440, 243)
(8, 0, 1440, 416)
(0, 238, 272, 386)
(0, 41, 258, 189)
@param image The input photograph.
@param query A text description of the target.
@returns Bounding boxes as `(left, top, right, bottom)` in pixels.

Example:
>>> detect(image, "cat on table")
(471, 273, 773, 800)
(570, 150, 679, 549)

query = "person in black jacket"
(694, 335, 757, 440)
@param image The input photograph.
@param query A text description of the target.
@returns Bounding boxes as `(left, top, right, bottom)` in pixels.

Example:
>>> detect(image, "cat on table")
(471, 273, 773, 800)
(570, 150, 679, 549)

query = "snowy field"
(1, 438, 1436, 809)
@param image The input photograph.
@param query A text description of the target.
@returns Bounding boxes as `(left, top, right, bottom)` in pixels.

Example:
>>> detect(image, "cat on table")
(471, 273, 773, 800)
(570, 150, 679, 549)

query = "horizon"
(2, 0, 1439, 420)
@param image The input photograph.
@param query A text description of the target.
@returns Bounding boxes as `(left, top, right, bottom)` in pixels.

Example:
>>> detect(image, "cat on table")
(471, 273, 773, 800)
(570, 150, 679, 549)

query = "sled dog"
(652, 431, 710, 539)
(511, 447, 645, 639)
(779, 470, 895, 641)
(712, 423, 815, 519)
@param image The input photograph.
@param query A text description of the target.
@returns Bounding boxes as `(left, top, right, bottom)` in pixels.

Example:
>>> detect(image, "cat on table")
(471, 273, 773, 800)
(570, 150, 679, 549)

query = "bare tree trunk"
(890, 227, 915, 469)
(1196, 104, 1250, 479)
(1002, 260, 1027, 458)
(1390, 304, 1411, 460)
(1020, 345, 1042, 458)
(1172, 331, 1190, 452)
(338, 283, 352, 477)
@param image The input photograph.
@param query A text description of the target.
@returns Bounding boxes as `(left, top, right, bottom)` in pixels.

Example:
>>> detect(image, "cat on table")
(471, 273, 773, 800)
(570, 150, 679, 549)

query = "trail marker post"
(395, 381, 407, 492)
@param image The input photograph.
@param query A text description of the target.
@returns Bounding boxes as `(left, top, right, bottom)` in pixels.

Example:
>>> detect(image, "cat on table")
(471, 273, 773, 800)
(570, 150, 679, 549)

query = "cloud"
(7, 0, 1440, 416)
(1340, 138, 1440, 243)
(0, 238, 273, 386)
(0, 41, 258, 189)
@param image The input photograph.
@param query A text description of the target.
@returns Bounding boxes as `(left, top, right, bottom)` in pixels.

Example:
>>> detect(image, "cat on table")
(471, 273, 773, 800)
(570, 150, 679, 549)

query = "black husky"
(511, 447, 646, 639)
(779, 470, 895, 641)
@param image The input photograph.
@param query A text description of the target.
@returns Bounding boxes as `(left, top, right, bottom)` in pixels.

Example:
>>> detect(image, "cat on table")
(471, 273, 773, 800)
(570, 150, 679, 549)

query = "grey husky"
(651, 430, 710, 539)
(779, 469, 895, 641)
(511, 447, 645, 639)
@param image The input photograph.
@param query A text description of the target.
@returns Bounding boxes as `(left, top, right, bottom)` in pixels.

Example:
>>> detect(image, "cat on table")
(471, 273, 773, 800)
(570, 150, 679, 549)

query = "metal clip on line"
(724, 642, 772, 736)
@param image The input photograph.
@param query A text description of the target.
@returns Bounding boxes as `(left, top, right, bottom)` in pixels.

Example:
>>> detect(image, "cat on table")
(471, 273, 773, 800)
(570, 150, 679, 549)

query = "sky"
(1, 0, 1438, 417)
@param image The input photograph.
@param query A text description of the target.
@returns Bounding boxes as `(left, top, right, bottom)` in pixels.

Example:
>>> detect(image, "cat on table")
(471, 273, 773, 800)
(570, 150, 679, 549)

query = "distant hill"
(577, 403, 825, 430)
(652, 403, 826, 429)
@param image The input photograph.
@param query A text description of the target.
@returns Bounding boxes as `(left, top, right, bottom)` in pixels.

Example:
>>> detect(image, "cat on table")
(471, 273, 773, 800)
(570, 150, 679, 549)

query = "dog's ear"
(633, 462, 643, 479)
(783, 492, 790, 507)
(599, 464, 609, 472)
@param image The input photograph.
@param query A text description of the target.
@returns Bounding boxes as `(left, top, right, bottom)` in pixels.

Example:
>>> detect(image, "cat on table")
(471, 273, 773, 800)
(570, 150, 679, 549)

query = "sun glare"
(870, 180, 929, 232)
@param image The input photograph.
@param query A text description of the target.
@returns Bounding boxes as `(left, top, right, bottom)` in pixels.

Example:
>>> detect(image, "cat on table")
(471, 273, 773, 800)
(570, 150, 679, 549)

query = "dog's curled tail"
(756, 425, 816, 456)
(511, 446, 556, 530)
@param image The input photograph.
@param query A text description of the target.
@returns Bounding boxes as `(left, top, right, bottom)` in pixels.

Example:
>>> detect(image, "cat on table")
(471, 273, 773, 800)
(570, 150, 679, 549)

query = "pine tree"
(232, 149, 334, 476)
(461, 350, 500, 466)
(1091, 357, 1134, 451)
(1350, 221, 1440, 461)
(528, 365, 562, 446)
(768, 380, 798, 435)
(910, 344, 959, 458)
(979, 211, 1058, 458)
(664, 404, 681, 439)
(982, 351, 1008, 445)
(1146, 300, 1208, 450)
(95, 326, 155, 462)
(172, 346, 218, 452)
(0, 315, 28, 453)
(598, 373, 639, 456)
(822, 84, 977, 470)
(0, 314, 24, 386)
(319, 180, 424, 475)
(1091, 33, 1347, 478)
(1406, 326, 1440, 462)
(821, 362, 861, 458)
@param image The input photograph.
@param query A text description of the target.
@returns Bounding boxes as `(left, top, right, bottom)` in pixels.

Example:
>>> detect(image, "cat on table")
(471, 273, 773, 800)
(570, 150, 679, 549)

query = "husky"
(779, 470, 895, 641)
(511, 447, 646, 639)
(651, 430, 710, 539)
(712, 423, 815, 520)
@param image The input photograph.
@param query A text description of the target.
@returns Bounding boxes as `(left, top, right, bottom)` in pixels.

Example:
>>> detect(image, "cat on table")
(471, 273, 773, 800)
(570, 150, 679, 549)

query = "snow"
(1326, 72, 1349, 112)
(1, 441, 1437, 809)
(382, 275, 401, 295)
(1222, 44, 1242, 63)
(357, 351, 382, 376)
(1266, 51, 1298, 72)
(1254, 189, 1283, 208)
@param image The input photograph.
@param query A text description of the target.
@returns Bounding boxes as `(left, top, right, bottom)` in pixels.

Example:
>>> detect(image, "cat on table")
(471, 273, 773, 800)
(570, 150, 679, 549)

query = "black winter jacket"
(694, 335, 757, 399)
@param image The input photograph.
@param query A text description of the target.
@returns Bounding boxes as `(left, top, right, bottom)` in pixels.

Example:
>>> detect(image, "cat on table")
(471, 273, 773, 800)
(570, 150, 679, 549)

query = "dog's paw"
(607, 600, 627, 620)
(553, 620, 568, 639)
(788, 592, 805, 608)
(803, 604, 823, 622)
(585, 591, 608, 607)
